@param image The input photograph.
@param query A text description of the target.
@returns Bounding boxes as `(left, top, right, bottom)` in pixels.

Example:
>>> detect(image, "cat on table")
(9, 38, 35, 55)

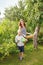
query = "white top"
(15, 35, 24, 46)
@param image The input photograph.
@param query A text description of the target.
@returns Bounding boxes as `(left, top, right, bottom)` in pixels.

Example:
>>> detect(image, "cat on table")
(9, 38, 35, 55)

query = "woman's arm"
(26, 32, 31, 35)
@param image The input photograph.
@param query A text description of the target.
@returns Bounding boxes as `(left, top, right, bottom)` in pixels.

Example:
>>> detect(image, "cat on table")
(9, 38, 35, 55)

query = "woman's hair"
(19, 19, 26, 28)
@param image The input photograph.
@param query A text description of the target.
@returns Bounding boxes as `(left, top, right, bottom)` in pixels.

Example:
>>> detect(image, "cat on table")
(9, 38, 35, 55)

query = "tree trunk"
(33, 25, 40, 49)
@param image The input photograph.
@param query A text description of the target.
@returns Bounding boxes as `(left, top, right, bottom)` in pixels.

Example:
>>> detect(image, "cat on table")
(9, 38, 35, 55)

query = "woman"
(18, 19, 34, 39)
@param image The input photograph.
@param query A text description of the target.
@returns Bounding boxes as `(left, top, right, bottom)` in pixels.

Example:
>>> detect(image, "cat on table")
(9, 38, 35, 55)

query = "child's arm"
(15, 36, 19, 43)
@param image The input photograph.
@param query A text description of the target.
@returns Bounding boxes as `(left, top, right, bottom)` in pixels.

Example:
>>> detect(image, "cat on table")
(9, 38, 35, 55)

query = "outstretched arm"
(26, 32, 31, 35)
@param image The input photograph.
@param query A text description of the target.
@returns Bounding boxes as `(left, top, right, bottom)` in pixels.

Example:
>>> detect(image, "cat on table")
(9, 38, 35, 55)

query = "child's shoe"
(20, 57, 22, 61)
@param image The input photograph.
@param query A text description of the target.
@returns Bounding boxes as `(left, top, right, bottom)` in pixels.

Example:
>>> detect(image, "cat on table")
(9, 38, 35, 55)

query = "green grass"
(0, 43, 43, 65)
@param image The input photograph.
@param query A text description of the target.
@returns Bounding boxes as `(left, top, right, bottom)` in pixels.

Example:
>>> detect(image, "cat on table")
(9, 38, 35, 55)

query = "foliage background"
(0, 0, 43, 59)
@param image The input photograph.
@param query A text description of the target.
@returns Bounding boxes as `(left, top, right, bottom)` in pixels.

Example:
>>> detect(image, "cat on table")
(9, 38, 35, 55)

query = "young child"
(15, 29, 27, 60)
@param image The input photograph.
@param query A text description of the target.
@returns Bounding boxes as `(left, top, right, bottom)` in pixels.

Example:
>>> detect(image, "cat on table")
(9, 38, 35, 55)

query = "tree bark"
(33, 25, 40, 49)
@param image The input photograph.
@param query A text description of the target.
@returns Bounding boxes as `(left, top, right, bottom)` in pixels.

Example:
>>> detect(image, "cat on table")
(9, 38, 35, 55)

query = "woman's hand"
(26, 32, 31, 35)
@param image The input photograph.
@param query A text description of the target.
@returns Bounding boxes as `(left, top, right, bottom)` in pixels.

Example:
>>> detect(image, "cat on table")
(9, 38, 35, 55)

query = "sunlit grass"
(0, 42, 43, 65)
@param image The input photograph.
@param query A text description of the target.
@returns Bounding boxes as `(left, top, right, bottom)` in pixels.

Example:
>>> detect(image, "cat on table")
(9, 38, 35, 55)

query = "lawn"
(0, 42, 43, 65)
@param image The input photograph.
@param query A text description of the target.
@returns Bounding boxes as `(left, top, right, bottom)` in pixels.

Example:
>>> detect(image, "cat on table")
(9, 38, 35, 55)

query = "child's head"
(17, 29, 21, 36)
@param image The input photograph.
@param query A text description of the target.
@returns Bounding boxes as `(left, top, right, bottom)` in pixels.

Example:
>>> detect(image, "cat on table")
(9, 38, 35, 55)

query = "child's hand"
(18, 39, 20, 41)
